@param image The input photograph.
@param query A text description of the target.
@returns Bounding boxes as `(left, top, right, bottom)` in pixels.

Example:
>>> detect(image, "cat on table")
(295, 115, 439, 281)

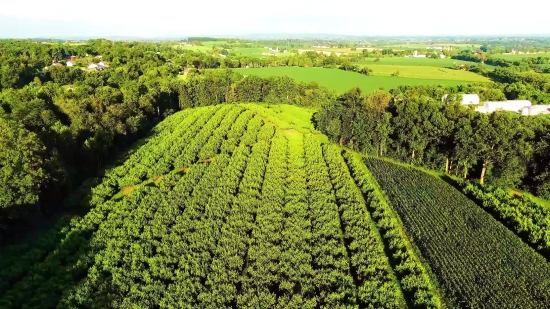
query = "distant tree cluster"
(316, 85, 550, 196)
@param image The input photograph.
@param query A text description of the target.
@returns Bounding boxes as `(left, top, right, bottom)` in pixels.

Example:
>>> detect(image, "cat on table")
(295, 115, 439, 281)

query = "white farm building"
(88, 62, 106, 70)
(442, 94, 480, 105)
(476, 100, 532, 113)
(521, 105, 550, 116)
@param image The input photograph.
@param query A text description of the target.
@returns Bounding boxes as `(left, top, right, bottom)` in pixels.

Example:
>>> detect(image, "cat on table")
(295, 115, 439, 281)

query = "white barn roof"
(484, 100, 532, 113)
(522, 105, 550, 116)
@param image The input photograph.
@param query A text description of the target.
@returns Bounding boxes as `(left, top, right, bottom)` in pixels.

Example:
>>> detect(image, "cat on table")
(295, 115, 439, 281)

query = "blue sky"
(0, 0, 548, 38)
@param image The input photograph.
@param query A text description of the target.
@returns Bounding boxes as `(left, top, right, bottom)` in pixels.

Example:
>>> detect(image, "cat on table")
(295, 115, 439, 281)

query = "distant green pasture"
(234, 67, 478, 94)
(357, 57, 495, 69)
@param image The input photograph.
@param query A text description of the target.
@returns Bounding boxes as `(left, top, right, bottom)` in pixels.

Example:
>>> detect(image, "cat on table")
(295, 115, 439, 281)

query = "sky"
(0, 0, 549, 38)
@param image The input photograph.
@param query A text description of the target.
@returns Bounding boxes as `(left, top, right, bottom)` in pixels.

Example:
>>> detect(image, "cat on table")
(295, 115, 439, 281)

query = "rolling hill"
(1, 103, 550, 309)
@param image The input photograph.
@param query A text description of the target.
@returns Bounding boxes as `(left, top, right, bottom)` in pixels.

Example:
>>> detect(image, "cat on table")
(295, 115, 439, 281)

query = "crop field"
(0, 104, 443, 309)
(362, 64, 490, 82)
(364, 157, 550, 308)
(380, 43, 481, 50)
(357, 57, 495, 69)
(460, 182, 550, 258)
(299, 47, 363, 54)
(174, 41, 293, 57)
(497, 52, 550, 60)
(235, 67, 479, 94)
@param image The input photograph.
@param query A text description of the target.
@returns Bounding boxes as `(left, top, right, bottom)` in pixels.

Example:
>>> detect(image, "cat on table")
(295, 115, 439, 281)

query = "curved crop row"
(172, 105, 238, 169)
(323, 145, 406, 309)
(113, 106, 219, 187)
(200, 139, 272, 308)
(220, 110, 255, 153)
(303, 135, 357, 308)
(343, 152, 443, 309)
(238, 131, 289, 307)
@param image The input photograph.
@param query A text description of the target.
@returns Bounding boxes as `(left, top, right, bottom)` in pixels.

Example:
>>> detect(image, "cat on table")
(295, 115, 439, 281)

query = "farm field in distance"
(496, 52, 550, 60)
(175, 41, 294, 58)
(381, 43, 482, 50)
(235, 67, 482, 94)
(361, 64, 490, 82)
(357, 56, 496, 69)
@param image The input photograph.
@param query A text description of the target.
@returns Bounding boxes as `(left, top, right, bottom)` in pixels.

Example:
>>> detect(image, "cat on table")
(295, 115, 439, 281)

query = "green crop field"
(364, 157, 550, 308)
(0, 104, 442, 308)
(174, 43, 292, 58)
(235, 67, 481, 94)
(363, 64, 490, 82)
(381, 43, 481, 50)
(299, 47, 363, 54)
(496, 52, 550, 60)
(4, 103, 550, 308)
(357, 57, 495, 69)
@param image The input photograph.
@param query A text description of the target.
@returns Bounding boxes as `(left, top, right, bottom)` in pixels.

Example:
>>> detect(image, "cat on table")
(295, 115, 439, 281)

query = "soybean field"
(364, 157, 550, 309)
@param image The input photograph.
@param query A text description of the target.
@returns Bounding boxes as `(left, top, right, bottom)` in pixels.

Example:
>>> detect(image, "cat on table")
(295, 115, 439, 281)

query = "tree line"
(315, 85, 550, 198)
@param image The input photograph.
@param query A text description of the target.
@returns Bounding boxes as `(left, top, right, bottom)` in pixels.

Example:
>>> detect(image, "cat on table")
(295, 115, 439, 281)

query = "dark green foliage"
(316, 86, 550, 197)
(460, 182, 550, 257)
(365, 157, 550, 308)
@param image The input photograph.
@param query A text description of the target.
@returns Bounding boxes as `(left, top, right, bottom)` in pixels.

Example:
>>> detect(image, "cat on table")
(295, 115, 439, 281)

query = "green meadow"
(358, 57, 495, 69)
(234, 67, 480, 94)
(497, 52, 550, 60)
(365, 64, 490, 82)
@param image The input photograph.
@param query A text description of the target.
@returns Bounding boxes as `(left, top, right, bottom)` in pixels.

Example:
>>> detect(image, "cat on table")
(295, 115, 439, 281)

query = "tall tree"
(0, 119, 48, 212)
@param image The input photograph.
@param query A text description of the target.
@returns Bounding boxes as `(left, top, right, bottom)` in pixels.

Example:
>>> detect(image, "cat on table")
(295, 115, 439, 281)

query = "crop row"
(302, 135, 357, 308)
(322, 145, 405, 309)
(365, 158, 550, 309)
(343, 152, 443, 309)
(172, 105, 243, 169)
(112, 105, 221, 187)
(277, 134, 316, 307)
(238, 131, 292, 307)
(200, 139, 272, 308)
(459, 181, 550, 257)
(90, 105, 259, 207)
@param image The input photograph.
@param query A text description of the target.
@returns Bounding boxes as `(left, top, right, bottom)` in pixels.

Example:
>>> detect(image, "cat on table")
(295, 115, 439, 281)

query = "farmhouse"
(406, 50, 427, 58)
(66, 61, 74, 67)
(476, 100, 532, 113)
(442, 94, 480, 105)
